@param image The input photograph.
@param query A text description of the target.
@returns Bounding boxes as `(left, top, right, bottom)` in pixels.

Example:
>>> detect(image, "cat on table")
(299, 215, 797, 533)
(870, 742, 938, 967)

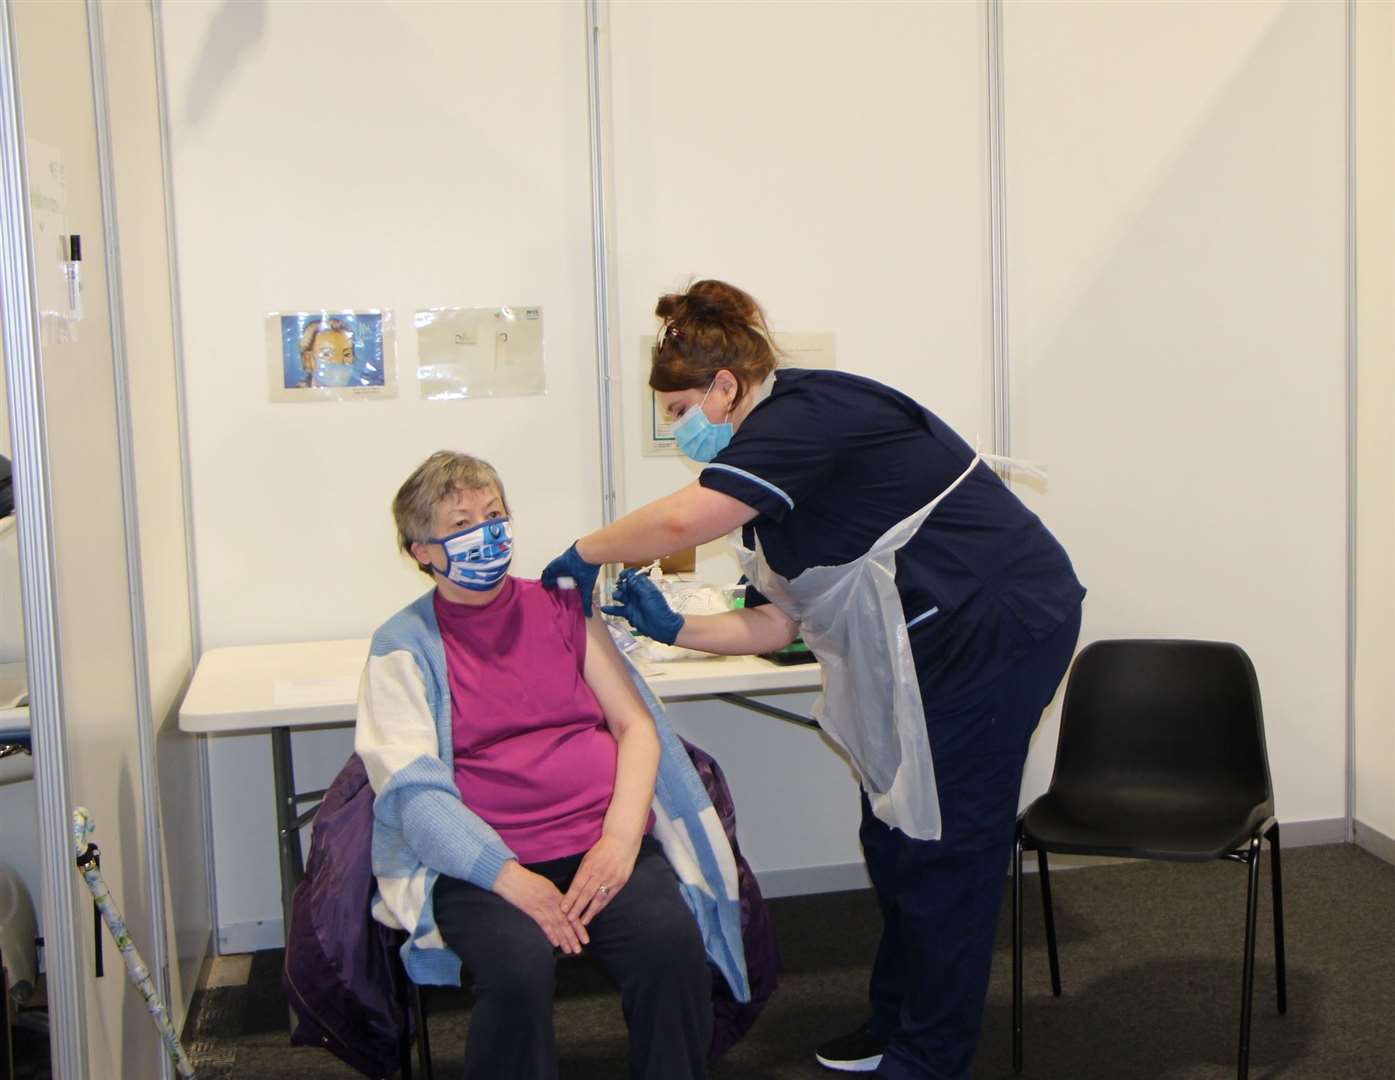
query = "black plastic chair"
(399, 965, 432, 1080)
(1011, 639, 1286, 1080)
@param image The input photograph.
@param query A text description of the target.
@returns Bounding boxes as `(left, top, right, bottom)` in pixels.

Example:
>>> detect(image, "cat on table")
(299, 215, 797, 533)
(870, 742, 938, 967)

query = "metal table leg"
(714, 692, 818, 729)
(1, 949, 12, 1080)
(270, 726, 305, 944)
(270, 727, 304, 1031)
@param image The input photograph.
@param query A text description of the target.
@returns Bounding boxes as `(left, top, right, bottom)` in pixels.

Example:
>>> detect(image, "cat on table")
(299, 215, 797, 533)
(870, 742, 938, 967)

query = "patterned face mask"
(428, 518, 513, 591)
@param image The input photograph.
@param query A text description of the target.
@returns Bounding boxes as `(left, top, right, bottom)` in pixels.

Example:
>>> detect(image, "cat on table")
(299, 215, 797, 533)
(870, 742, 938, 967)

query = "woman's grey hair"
(393, 451, 510, 575)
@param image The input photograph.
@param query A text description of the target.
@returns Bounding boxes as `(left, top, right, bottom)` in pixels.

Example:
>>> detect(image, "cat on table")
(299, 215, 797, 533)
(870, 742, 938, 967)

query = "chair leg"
(1012, 830, 1024, 1075)
(1267, 822, 1286, 1015)
(1237, 834, 1262, 1080)
(413, 983, 434, 1080)
(1038, 848, 1062, 997)
(392, 951, 415, 1080)
(399, 1016, 413, 1080)
(2, 948, 12, 1080)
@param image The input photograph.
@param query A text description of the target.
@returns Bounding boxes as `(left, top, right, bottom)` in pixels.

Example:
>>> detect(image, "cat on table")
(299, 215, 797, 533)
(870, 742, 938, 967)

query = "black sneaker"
(815, 1020, 886, 1072)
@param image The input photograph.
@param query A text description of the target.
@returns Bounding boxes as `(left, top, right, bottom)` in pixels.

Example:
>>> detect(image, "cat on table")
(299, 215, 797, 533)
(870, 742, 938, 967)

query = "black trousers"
(863, 608, 1082, 1080)
(432, 834, 712, 1080)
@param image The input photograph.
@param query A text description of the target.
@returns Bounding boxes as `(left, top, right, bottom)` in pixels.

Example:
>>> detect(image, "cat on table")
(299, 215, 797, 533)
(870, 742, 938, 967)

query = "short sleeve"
(535, 580, 589, 671)
(698, 383, 839, 523)
(560, 588, 588, 670)
(743, 582, 771, 609)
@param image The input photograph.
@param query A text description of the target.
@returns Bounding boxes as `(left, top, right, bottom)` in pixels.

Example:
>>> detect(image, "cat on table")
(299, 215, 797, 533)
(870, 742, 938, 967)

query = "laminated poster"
(266, 309, 396, 402)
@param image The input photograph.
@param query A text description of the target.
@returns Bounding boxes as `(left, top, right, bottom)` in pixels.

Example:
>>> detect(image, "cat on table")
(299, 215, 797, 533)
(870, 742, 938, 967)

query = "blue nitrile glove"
(541, 541, 602, 616)
(601, 569, 685, 646)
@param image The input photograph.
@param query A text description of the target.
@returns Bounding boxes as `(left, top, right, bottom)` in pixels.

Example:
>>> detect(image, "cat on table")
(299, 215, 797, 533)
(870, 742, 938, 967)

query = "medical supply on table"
(601, 567, 730, 662)
(602, 568, 687, 644)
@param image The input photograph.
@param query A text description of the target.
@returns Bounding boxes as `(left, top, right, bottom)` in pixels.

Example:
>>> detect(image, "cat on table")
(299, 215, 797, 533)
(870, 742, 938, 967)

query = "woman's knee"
(627, 881, 700, 942)
(625, 905, 710, 990)
(468, 934, 557, 1008)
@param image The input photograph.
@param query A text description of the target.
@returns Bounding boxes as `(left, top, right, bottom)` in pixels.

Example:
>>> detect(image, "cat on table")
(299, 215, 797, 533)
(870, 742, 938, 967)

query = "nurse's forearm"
(575, 483, 757, 565)
(675, 606, 798, 656)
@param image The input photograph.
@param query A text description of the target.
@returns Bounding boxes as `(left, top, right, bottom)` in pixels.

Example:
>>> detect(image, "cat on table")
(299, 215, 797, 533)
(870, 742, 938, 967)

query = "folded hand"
(492, 861, 588, 954)
(560, 834, 641, 926)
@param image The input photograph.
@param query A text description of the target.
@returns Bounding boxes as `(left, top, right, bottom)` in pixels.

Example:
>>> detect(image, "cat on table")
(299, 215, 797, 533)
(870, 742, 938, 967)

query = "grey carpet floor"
(171, 843, 1392, 1079)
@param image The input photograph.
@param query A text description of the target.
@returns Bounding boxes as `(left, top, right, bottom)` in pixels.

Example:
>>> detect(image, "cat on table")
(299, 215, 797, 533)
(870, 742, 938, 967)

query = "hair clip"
(656, 321, 681, 348)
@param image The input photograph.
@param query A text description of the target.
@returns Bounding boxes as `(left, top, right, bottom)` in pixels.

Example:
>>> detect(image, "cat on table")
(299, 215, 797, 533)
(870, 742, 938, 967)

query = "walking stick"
(72, 807, 196, 1078)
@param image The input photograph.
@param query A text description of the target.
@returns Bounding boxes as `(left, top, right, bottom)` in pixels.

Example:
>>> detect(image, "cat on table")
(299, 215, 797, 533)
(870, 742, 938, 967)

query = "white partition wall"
(1, 0, 194, 1071)
(1355, 2, 1395, 857)
(160, 0, 604, 949)
(1002, 0, 1348, 831)
(606, 0, 992, 890)
(99, 0, 210, 1023)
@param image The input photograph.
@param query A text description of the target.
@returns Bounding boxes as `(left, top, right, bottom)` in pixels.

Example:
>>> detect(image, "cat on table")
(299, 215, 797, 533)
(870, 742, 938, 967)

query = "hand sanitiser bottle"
(62, 233, 82, 322)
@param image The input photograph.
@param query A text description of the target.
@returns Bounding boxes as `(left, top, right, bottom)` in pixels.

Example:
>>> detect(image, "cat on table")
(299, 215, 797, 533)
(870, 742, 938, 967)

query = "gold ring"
(597, 884, 610, 895)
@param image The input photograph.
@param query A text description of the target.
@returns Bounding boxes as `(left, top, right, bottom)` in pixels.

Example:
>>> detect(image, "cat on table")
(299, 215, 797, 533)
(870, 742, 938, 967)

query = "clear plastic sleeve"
(415, 305, 545, 400)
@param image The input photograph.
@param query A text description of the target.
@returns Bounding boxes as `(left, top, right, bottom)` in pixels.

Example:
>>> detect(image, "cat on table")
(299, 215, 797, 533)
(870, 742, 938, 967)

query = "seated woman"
(356, 451, 745, 1080)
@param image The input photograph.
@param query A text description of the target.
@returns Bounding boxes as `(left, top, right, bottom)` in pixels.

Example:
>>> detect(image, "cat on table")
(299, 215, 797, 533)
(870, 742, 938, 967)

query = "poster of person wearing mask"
(266, 309, 397, 401)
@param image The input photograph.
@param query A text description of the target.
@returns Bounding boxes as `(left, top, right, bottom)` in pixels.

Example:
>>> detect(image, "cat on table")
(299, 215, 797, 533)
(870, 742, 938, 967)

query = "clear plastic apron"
(733, 450, 1042, 840)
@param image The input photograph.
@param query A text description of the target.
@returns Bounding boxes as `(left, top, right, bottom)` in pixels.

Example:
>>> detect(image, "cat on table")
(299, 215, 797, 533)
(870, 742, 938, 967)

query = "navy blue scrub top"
(699, 368, 1085, 710)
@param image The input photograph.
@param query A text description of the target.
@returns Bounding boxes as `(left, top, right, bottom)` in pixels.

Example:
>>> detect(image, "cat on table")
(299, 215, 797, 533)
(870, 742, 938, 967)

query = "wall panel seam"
(150, 0, 218, 945)
(986, 0, 1010, 466)
(586, 0, 619, 530)
(0, 0, 89, 1072)
(85, 5, 174, 1073)
(1345, 0, 1357, 843)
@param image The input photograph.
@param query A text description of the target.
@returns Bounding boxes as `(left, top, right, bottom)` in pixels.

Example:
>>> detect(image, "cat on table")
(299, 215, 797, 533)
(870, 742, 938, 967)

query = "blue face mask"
(315, 361, 355, 388)
(672, 381, 733, 463)
(429, 518, 513, 591)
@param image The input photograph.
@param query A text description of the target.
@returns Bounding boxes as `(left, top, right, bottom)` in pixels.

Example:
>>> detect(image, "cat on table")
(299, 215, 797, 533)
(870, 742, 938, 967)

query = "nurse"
(541, 279, 1085, 1080)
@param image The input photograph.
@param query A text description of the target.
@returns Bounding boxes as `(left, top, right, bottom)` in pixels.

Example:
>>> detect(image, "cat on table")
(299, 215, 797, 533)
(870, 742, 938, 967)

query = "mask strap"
(704, 375, 738, 421)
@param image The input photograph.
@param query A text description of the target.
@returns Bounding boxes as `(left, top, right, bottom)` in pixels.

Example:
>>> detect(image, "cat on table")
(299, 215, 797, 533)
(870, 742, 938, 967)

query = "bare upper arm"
(666, 481, 760, 547)
(582, 614, 655, 739)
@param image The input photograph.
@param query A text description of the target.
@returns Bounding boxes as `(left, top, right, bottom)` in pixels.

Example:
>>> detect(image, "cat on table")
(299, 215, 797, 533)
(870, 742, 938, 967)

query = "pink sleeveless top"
(434, 578, 632, 863)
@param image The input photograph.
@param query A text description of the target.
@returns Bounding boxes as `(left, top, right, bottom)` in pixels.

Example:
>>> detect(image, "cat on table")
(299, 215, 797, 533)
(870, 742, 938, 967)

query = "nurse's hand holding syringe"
(602, 568, 797, 656)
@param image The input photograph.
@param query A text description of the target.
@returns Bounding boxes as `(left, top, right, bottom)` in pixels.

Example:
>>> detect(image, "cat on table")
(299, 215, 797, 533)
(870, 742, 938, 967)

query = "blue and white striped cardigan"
(354, 587, 751, 999)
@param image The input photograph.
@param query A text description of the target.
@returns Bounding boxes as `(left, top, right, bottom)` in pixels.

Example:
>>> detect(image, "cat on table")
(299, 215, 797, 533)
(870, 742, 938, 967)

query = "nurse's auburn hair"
(650, 279, 780, 408)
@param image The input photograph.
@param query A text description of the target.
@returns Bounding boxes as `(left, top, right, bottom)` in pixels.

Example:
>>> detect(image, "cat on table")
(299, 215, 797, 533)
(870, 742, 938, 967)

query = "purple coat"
(283, 742, 779, 1077)
(283, 753, 412, 1078)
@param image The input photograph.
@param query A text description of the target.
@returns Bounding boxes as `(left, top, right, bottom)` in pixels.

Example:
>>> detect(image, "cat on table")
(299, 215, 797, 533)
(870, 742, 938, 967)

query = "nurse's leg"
(870, 761, 1027, 1080)
(432, 873, 560, 1080)
(876, 612, 1081, 1080)
(859, 791, 907, 1044)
